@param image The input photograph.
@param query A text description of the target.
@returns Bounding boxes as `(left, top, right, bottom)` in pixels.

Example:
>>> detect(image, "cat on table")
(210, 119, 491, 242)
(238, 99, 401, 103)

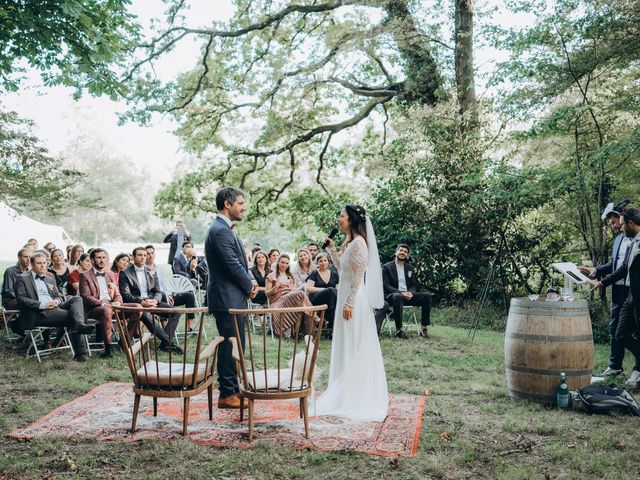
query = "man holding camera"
(163, 220, 191, 267)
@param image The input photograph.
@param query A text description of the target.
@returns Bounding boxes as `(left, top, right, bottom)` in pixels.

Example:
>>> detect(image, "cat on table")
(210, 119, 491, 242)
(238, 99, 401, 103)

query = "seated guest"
(164, 220, 191, 267)
(2, 246, 34, 309)
(48, 248, 70, 294)
(119, 247, 182, 352)
(14, 251, 93, 361)
(249, 245, 262, 268)
(172, 240, 194, 278)
(267, 248, 280, 272)
(26, 238, 38, 250)
(145, 244, 196, 331)
(111, 253, 130, 290)
(306, 252, 339, 331)
(68, 244, 85, 269)
(249, 251, 269, 305)
(375, 244, 432, 339)
(292, 248, 315, 288)
(266, 254, 315, 337)
(43, 242, 56, 255)
(67, 253, 93, 296)
(307, 242, 319, 261)
(79, 248, 123, 358)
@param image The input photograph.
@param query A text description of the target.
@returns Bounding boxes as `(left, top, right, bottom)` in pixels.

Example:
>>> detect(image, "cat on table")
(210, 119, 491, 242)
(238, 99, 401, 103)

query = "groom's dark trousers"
(212, 310, 245, 398)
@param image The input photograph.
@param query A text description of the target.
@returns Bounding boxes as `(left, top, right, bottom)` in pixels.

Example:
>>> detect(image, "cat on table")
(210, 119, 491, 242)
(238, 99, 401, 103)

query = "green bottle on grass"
(556, 372, 570, 409)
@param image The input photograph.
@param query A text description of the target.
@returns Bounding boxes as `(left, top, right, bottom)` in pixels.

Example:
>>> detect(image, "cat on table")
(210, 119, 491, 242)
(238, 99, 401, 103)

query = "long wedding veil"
(365, 217, 384, 309)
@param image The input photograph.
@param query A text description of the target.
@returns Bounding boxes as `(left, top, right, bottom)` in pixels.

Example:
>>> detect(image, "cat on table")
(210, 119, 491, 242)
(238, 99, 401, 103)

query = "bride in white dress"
(314, 204, 389, 422)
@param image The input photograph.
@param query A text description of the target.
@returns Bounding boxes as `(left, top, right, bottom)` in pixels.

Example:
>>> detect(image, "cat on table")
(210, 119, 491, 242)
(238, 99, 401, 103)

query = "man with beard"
(589, 207, 640, 388)
(579, 203, 631, 377)
(375, 244, 431, 339)
(2, 246, 33, 309)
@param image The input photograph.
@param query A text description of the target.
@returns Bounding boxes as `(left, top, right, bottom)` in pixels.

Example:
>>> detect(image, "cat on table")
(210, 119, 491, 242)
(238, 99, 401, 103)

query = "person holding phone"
(163, 220, 192, 266)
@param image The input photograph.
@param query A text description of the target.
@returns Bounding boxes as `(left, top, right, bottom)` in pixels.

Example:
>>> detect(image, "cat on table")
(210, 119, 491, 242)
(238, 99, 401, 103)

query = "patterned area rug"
(10, 382, 426, 458)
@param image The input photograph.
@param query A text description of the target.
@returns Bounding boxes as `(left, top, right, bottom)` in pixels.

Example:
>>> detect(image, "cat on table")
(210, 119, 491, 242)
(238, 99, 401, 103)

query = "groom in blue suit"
(205, 187, 257, 409)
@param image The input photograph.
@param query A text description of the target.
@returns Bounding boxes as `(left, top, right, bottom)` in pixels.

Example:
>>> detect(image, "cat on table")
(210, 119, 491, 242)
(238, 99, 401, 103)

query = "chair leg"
(183, 397, 190, 436)
(248, 399, 254, 442)
(153, 397, 158, 416)
(207, 384, 213, 420)
(239, 395, 244, 422)
(299, 398, 304, 419)
(302, 396, 309, 439)
(131, 394, 141, 433)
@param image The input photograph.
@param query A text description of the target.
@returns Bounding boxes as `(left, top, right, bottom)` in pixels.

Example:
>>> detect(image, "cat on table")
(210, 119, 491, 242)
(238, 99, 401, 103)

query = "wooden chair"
(113, 305, 224, 436)
(229, 304, 327, 441)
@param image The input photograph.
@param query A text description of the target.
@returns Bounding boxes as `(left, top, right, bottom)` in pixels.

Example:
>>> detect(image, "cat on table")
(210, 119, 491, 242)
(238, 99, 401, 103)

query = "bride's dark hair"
(343, 204, 368, 246)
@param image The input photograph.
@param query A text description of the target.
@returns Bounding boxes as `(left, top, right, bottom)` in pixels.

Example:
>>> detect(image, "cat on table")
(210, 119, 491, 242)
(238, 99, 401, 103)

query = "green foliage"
(0, 0, 139, 98)
(369, 104, 571, 300)
(0, 110, 81, 212)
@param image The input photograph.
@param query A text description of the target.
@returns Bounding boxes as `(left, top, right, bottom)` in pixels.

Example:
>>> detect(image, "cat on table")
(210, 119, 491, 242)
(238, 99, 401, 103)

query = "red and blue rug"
(11, 382, 426, 457)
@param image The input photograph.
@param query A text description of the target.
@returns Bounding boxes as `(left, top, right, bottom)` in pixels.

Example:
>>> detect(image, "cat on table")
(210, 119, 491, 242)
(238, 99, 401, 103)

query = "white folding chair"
(164, 274, 207, 339)
(247, 300, 274, 339)
(25, 326, 75, 362)
(381, 305, 419, 336)
(2, 307, 21, 342)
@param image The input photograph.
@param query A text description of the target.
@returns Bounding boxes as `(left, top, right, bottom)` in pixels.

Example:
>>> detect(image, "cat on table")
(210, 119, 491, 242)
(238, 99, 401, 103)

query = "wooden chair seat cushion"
(136, 361, 208, 387)
(247, 368, 309, 391)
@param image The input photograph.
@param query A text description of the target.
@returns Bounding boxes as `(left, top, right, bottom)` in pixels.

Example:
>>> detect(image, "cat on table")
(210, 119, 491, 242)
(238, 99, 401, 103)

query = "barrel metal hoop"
(508, 308, 590, 317)
(505, 363, 592, 376)
(506, 332, 593, 342)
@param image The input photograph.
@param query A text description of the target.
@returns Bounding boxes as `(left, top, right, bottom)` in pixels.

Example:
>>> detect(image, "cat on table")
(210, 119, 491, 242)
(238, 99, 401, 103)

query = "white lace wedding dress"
(314, 235, 389, 422)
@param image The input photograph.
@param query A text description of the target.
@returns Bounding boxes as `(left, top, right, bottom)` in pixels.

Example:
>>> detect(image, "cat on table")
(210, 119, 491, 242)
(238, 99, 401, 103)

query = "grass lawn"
(1, 314, 639, 479)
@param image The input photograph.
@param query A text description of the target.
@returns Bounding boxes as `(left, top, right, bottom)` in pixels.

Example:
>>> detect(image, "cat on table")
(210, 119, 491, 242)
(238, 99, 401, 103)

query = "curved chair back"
(164, 275, 195, 295)
(113, 305, 223, 435)
(228, 304, 327, 441)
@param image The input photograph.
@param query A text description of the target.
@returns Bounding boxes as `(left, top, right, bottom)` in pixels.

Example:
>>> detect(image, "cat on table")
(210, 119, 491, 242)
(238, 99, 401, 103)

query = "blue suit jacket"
(172, 253, 189, 277)
(205, 216, 254, 312)
(596, 233, 625, 279)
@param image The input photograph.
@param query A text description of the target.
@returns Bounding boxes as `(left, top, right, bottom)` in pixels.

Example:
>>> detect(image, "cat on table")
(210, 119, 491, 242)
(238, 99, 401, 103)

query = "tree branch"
(317, 132, 333, 193)
(329, 76, 401, 97)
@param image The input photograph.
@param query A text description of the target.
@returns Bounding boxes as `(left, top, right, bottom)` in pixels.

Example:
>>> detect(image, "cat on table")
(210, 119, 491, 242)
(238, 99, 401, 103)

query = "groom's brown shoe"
(217, 393, 247, 409)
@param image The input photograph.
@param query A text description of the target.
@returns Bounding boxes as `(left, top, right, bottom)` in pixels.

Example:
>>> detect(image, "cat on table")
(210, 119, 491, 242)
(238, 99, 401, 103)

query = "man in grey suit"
(205, 187, 257, 409)
(14, 251, 93, 361)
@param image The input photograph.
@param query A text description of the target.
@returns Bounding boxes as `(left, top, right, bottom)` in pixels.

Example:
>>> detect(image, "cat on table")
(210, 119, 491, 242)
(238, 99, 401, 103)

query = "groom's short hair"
(216, 187, 245, 211)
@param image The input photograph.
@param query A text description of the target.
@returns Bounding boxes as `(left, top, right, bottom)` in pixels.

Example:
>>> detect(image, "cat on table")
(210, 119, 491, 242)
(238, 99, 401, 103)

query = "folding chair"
(1, 307, 21, 342)
(25, 326, 75, 362)
(164, 275, 207, 340)
(247, 300, 274, 339)
(381, 305, 419, 336)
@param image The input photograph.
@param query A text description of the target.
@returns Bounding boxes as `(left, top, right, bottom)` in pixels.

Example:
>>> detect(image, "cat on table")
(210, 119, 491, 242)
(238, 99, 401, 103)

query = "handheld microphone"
(322, 228, 339, 249)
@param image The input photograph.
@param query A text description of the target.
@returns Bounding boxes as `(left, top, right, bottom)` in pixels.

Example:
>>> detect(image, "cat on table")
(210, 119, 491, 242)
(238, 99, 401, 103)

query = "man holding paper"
(579, 203, 631, 378)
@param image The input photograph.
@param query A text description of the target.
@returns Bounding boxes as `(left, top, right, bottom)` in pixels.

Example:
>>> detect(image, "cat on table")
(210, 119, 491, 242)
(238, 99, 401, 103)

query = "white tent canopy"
(0, 203, 73, 261)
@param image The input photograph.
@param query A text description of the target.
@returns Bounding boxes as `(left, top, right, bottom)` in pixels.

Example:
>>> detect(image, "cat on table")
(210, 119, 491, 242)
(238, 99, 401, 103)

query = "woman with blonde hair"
(292, 248, 315, 288)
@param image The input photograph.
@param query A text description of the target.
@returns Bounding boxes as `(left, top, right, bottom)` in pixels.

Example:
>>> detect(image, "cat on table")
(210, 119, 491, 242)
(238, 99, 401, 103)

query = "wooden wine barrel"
(504, 297, 594, 404)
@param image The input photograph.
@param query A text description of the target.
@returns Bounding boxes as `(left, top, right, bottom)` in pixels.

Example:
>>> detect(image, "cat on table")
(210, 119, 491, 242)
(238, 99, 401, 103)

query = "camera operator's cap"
(601, 202, 621, 220)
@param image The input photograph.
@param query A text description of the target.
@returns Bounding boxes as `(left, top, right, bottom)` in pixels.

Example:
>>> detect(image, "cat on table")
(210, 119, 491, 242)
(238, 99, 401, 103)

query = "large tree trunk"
(455, 0, 477, 132)
(385, 0, 442, 105)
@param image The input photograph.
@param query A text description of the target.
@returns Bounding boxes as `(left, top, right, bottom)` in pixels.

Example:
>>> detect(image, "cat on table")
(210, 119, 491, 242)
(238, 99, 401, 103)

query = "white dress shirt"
(32, 272, 54, 309)
(395, 261, 407, 292)
(94, 268, 111, 301)
(135, 266, 149, 298)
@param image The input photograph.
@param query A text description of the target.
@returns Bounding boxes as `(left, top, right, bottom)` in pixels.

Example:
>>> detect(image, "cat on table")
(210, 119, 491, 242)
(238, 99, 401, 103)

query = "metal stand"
(468, 235, 505, 343)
